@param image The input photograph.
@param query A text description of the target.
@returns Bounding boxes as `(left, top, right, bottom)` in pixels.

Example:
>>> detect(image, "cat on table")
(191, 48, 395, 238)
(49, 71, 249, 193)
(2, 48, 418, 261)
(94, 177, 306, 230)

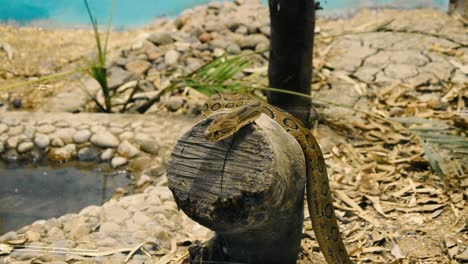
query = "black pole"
(267, 0, 316, 128)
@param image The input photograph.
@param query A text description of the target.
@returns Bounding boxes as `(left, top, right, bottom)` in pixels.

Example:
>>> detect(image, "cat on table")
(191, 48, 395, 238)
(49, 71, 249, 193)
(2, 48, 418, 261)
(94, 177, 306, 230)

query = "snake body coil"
(202, 93, 352, 264)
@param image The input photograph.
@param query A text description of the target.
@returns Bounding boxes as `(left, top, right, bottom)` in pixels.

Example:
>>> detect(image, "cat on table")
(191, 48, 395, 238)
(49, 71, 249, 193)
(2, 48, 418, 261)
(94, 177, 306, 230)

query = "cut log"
(167, 114, 306, 263)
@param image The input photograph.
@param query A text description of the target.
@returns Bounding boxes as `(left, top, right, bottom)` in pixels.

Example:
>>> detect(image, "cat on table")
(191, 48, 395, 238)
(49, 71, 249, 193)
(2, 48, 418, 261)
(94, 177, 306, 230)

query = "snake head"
(204, 117, 238, 142)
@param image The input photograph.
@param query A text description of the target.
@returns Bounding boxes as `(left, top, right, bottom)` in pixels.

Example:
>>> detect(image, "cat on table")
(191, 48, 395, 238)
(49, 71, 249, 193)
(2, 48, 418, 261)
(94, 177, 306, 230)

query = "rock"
(111, 156, 128, 168)
(101, 148, 114, 161)
(147, 32, 174, 45)
(226, 43, 241, 54)
(78, 147, 100, 161)
(117, 140, 140, 158)
(125, 60, 151, 75)
(239, 34, 269, 49)
(137, 174, 152, 187)
(0, 123, 8, 134)
(235, 25, 248, 35)
(384, 64, 419, 79)
(107, 66, 137, 89)
(17, 141, 34, 153)
(199, 32, 212, 43)
(209, 39, 231, 50)
(119, 131, 135, 141)
(165, 50, 180, 66)
(48, 144, 76, 162)
(24, 230, 41, 242)
(90, 125, 107, 133)
(138, 139, 160, 155)
(36, 124, 55, 134)
(166, 96, 184, 112)
(146, 47, 163, 61)
(204, 21, 225, 32)
(103, 205, 130, 223)
(0, 231, 17, 243)
(213, 48, 225, 57)
(132, 211, 152, 226)
(6, 136, 19, 149)
(51, 137, 65, 147)
(12, 98, 22, 108)
(8, 125, 23, 136)
(56, 128, 77, 144)
(91, 132, 120, 148)
(0, 141, 4, 153)
(73, 130, 92, 144)
(95, 236, 119, 247)
(130, 156, 152, 172)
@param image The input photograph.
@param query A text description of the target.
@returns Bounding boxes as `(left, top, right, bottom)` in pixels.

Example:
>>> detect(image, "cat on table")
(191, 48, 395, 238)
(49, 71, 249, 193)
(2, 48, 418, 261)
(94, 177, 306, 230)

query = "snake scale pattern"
(202, 93, 352, 264)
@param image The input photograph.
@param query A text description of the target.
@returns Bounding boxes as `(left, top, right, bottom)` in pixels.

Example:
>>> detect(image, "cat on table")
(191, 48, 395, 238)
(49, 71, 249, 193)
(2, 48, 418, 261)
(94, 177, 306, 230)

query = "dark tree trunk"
(449, 0, 468, 18)
(267, 0, 316, 128)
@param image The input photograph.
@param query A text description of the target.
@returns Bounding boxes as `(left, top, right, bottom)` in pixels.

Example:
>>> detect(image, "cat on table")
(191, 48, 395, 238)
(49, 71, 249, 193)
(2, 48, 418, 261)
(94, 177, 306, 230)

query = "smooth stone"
(137, 174, 151, 187)
(0, 231, 17, 243)
(103, 205, 130, 223)
(91, 132, 120, 148)
(78, 147, 100, 161)
(90, 125, 107, 133)
(73, 130, 92, 144)
(117, 140, 140, 158)
(23, 126, 35, 139)
(107, 66, 137, 89)
(101, 148, 114, 161)
(54, 121, 69, 128)
(6, 136, 19, 149)
(213, 48, 225, 57)
(109, 127, 124, 134)
(8, 125, 23, 136)
(119, 131, 134, 141)
(125, 60, 151, 75)
(165, 50, 180, 66)
(111, 156, 128, 168)
(0, 124, 8, 134)
(51, 137, 65, 147)
(48, 144, 76, 161)
(17, 141, 34, 153)
(56, 128, 77, 144)
(239, 34, 269, 49)
(24, 230, 41, 242)
(166, 96, 184, 112)
(147, 32, 174, 45)
(226, 43, 241, 54)
(36, 124, 56, 134)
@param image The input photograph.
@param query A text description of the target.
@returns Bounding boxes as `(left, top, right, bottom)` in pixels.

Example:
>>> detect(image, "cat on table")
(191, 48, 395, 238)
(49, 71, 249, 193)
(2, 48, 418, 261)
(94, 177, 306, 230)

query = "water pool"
(0, 162, 130, 233)
(0, 0, 449, 29)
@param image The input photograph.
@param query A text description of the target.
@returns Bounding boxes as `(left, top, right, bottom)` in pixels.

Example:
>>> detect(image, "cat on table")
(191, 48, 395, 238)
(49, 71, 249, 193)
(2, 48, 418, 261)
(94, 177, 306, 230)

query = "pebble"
(8, 125, 24, 136)
(0, 231, 17, 243)
(91, 131, 120, 148)
(0, 123, 8, 134)
(147, 32, 174, 45)
(17, 141, 34, 153)
(51, 137, 65, 147)
(56, 128, 77, 144)
(73, 130, 92, 144)
(36, 124, 56, 134)
(101, 148, 115, 161)
(111, 156, 128, 168)
(117, 140, 140, 158)
(165, 50, 180, 66)
(119, 131, 135, 141)
(166, 96, 184, 112)
(125, 60, 151, 75)
(78, 147, 100, 161)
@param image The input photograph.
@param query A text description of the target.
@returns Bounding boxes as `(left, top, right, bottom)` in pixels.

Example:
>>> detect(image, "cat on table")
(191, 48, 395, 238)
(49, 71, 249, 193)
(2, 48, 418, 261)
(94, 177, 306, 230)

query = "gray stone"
(165, 50, 180, 66)
(125, 60, 151, 75)
(34, 133, 50, 148)
(111, 156, 128, 168)
(239, 34, 269, 49)
(101, 148, 114, 161)
(91, 132, 120, 148)
(137, 141, 160, 155)
(209, 39, 231, 50)
(117, 140, 140, 158)
(107, 66, 137, 89)
(226, 43, 241, 54)
(17, 141, 34, 153)
(166, 96, 184, 112)
(147, 32, 174, 45)
(78, 147, 100, 161)
(73, 129, 92, 144)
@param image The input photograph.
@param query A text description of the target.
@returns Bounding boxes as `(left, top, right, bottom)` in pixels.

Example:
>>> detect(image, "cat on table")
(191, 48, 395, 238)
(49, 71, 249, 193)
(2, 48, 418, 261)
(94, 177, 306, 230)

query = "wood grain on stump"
(168, 114, 306, 263)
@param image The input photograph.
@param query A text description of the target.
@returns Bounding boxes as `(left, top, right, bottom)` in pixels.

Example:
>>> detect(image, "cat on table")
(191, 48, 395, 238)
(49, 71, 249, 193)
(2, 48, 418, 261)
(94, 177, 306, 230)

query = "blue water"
(0, 0, 449, 28)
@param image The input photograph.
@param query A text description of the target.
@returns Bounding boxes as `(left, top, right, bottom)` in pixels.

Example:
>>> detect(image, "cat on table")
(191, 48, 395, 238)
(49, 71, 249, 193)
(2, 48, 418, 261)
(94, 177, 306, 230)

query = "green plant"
(84, 0, 115, 112)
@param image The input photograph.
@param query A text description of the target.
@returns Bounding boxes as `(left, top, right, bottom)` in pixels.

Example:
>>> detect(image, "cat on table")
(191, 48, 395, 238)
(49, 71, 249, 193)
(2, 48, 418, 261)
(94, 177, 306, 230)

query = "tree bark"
(267, 0, 316, 128)
(449, 0, 468, 19)
(167, 114, 306, 263)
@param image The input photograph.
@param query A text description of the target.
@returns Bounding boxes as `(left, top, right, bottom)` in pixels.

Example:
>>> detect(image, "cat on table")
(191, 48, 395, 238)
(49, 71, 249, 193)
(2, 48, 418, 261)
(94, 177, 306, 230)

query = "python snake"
(202, 93, 352, 264)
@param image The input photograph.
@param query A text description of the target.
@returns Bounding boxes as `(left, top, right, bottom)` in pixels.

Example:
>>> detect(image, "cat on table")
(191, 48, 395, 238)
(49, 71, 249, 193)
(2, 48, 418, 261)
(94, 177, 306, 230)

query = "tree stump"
(167, 114, 306, 263)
